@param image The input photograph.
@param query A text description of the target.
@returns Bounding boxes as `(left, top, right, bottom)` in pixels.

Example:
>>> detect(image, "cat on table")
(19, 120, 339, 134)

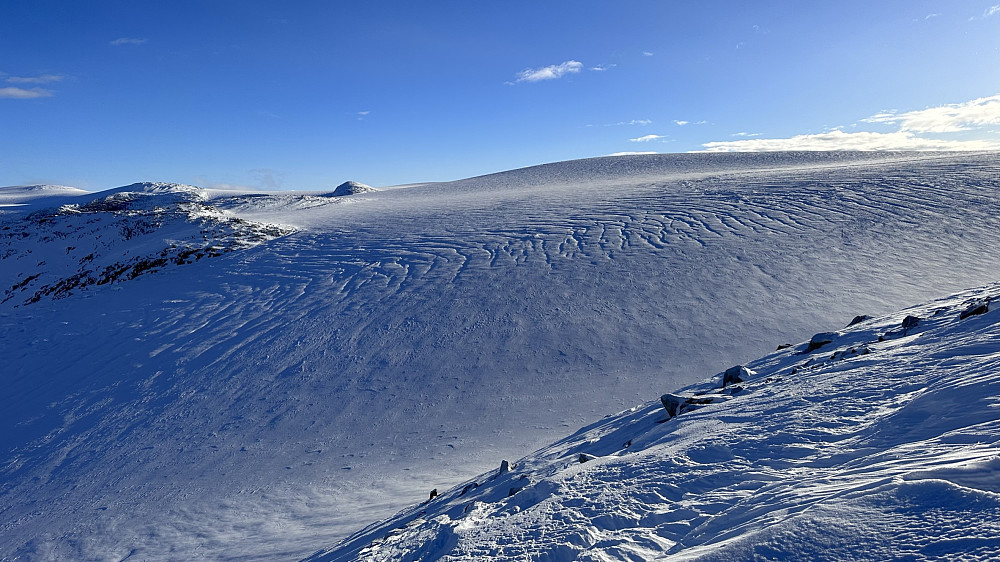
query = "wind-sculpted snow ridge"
(309, 284, 1000, 562)
(0, 182, 293, 306)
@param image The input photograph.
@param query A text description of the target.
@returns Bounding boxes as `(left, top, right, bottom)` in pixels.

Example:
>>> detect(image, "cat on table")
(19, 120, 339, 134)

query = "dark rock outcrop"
(722, 365, 753, 388)
(660, 393, 715, 419)
(847, 315, 872, 327)
(960, 299, 990, 319)
(804, 332, 837, 353)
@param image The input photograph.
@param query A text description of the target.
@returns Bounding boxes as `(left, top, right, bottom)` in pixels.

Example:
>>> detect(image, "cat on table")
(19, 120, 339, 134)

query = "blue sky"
(2, 1, 998, 190)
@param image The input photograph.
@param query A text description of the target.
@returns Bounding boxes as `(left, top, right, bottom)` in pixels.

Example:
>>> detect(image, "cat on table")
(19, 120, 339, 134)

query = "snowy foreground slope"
(310, 284, 999, 561)
(0, 152, 997, 560)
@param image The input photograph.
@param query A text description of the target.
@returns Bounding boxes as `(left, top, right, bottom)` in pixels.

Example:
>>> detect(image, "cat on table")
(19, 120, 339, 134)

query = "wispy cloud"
(970, 4, 999, 19)
(674, 120, 689, 126)
(605, 119, 651, 127)
(860, 95, 1000, 133)
(510, 60, 583, 84)
(642, 51, 654, 56)
(5, 74, 64, 84)
(701, 130, 1000, 152)
(732, 132, 761, 137)
(590, 64, 616, 72)
(110, 37, 147, 46)
(0, 86, 53, 99)
(630, 134, 667, 142)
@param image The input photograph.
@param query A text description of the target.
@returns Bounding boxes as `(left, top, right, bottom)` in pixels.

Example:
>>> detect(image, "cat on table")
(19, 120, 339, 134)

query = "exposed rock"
(722, 365, 754, 388)
(660, 393, 715, 419)
(847, 314, 872, 327)
(776, 343, 792, 350)
(579, 453, 598, 464)
(960, 299, 990, 319)
(901, 315, 920, 335)
(331, 181, 376, 197)
(804, 332, 837, 353)
(491, 460, 511, 480)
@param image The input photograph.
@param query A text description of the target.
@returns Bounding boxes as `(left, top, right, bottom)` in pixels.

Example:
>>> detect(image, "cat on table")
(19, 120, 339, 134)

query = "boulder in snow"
(804, 332, 837, 353)
(959, 299, 990, 319)
(847, 314, 872, 327)
(660, 393, 714, 419)
(722, 365, 754, 388)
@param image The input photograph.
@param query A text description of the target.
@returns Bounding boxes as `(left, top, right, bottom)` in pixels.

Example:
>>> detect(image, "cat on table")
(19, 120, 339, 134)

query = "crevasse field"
(1, 151, 997, 561)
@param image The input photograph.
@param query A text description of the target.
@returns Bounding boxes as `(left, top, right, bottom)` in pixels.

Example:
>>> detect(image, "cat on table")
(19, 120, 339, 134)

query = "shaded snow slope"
(309, 284, 1000, 561)
(0, 152, 997, 560)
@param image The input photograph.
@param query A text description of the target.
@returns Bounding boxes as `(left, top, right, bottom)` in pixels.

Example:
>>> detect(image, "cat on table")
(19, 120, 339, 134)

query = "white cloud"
(630, 134, 667, 142)
(110, 37, 147, 46)
(642, 51, 654, 56)
(970, 5, 999, 20)
(860, 95, 1000, 133)
(924, 13, 941, 19)
(511, 60, 583, 83)
(674, 120, 689, 126)
(6, 74, 64, 84)
(608, 151, 658, 156)
(700, 129, 1000, 152)
(358, 111, 370, 116)
(0, 86, 53, 99)
(732, 132, 761, 137)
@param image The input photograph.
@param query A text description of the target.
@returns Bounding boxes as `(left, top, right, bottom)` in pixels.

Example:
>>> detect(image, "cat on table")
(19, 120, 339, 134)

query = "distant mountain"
(0, 151, 997, 561)
(308, 284, 999, 561)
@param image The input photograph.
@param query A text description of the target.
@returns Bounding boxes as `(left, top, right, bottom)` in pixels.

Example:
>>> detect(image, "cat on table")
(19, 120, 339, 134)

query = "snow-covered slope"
(0, 151, 997, 560)
(1, 182, 291, 306)
(309, 284, 1000, 561)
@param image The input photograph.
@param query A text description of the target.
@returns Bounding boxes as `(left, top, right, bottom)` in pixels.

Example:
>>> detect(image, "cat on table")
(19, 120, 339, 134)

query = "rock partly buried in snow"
(722, 365, 754, 388)
(660, 393, 714, 419)
(331, 181, 376, 196)
(847, 314, 873, 327)
(960, 299, 990, 319)
(804, 332, 838, 353)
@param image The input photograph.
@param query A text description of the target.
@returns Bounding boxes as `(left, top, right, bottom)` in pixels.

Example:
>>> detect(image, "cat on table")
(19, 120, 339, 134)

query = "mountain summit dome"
(332, 181, 376, 196)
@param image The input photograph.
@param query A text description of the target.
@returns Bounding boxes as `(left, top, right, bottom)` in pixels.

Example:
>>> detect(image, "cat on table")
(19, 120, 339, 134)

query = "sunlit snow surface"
(0, 152, 997, 560)
(312, 285, 999, 561)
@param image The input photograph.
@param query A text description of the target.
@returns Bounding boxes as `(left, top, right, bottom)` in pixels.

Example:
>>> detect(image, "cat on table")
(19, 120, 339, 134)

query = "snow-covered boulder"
(331, 181, 376, 196)
(722, 364, 754, 387)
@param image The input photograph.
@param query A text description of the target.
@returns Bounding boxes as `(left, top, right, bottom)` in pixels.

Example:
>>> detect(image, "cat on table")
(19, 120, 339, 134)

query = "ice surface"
(0, 151, 997, 560)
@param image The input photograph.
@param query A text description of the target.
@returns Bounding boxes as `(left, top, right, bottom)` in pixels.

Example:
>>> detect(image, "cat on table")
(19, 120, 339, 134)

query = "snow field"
(313, 284, 999, 561)
(0, 151, 997, 560)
